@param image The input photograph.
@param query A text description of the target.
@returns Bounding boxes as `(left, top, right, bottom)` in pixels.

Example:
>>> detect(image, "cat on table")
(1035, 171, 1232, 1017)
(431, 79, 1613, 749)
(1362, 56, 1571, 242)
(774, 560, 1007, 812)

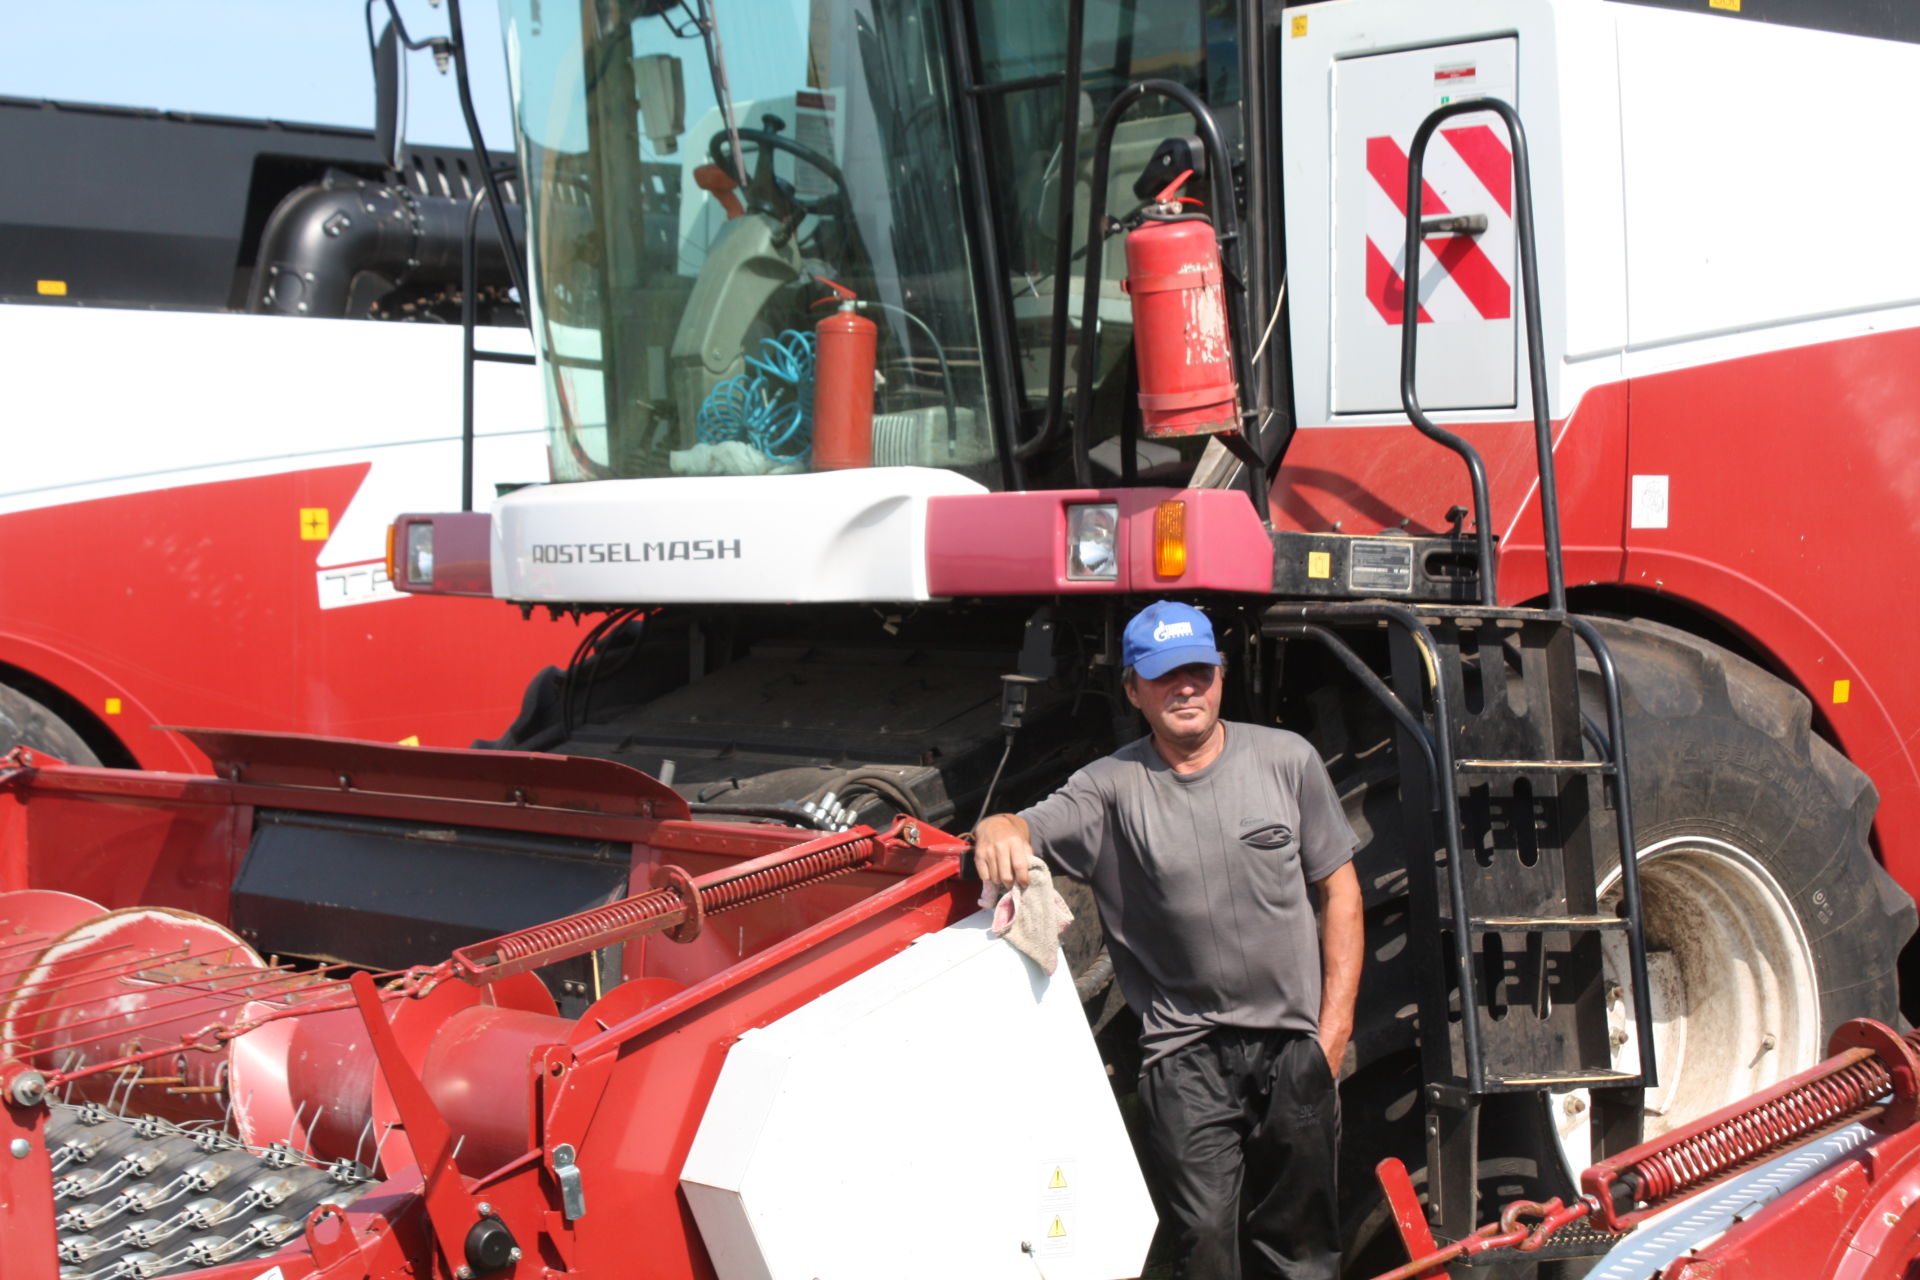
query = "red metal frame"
(0, 742, 977, 1280)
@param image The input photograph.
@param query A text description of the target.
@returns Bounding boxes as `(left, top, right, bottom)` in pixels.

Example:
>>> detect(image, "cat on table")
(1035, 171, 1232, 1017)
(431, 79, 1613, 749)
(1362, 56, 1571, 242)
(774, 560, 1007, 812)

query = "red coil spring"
(485, 886, 688, 968)
(1618, 1050, 1893, 1204)
(699, 835, 877, 913)
(459, 829, 880, 979)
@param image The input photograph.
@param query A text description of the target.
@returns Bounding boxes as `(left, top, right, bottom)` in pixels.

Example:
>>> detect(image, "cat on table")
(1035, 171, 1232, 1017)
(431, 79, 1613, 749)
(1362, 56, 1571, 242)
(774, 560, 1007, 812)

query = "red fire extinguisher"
(1123, 170, 1241, 438)
(812, 277, 877, 470)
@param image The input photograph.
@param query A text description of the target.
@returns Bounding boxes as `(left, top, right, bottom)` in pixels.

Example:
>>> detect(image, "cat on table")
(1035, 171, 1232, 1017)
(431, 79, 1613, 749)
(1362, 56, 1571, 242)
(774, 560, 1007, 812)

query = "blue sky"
(1, 1, 514, 148)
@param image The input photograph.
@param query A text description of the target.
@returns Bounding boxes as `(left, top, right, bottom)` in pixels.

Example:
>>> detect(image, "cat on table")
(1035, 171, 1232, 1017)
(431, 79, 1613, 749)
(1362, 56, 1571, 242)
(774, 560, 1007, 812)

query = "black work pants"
(1138, 1029, 1341, 1280)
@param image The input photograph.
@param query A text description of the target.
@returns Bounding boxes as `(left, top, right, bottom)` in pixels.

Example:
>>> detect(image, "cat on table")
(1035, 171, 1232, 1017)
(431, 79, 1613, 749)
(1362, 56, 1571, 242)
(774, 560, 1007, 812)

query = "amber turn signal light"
(1154, 500, 1187, 577)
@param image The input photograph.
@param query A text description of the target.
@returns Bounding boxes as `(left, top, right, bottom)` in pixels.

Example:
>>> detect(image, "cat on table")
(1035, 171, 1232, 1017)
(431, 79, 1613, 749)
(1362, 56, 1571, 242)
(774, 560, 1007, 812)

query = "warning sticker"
(1034, 1211, 1075, 1257)
(793, 91, 837, 204)
(1348, 540, 1414, 594)
(1040, 1161, 1077, 1208)
(1433, 62, 1478, 107)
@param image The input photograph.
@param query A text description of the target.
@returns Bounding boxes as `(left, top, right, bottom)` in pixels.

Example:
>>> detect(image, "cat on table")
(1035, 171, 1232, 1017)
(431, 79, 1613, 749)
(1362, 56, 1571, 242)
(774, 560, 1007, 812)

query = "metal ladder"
(1265, 98, 1657, 1250)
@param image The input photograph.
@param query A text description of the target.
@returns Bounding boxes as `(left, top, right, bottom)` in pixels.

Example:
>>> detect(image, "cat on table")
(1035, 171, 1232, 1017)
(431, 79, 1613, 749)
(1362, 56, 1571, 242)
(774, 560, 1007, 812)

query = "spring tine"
(0, 940, 145, 988)
(352, 1117, 375, 1172)
(370, 1122, 395, 1175)
(9, 958, 329, 1042)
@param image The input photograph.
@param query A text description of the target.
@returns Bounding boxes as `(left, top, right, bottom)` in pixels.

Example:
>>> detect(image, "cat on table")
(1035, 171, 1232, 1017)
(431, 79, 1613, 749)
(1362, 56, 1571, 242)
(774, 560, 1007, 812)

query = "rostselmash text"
(529, 539, 743, 565)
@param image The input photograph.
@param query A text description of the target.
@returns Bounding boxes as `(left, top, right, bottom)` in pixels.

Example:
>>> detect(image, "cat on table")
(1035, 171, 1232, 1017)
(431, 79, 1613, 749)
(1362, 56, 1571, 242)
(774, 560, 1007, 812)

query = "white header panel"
(492, 467, 988, 604)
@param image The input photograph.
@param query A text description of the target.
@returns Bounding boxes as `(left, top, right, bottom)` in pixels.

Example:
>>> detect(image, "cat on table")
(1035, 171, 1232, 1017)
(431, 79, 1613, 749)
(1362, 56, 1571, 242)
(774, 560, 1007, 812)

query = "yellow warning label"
(1708, 0, 1740, 10)
(104, 697, 122, 716)
(1290, 14, 1308, 37)
(397, 735, 421, 747)
(1833, 679, 1851, 705)
(1048, 1217, 1067, 1239)
(37, 280, 67, 297)
(1049, 1167, 1068, 1190)
(300, 508, 331, 540)
(1307, 551, 1331, 580)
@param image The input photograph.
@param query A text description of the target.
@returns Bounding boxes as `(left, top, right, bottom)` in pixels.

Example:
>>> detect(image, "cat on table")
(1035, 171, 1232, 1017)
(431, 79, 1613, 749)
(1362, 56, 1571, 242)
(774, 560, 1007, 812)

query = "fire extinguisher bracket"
(1121, 266, 1225, 294)
(1138, 386, 1236, 413)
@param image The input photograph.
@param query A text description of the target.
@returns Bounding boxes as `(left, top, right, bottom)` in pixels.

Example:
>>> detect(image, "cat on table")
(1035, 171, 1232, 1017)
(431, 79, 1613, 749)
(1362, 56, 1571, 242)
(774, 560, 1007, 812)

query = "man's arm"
(973, 812, 1035, 887)
(1314, 861, 1364, 1077)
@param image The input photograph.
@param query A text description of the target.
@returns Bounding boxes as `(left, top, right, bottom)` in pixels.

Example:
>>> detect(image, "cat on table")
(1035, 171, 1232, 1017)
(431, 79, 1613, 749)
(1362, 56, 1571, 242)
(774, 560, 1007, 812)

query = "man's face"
(1125, 662, 1223, 749)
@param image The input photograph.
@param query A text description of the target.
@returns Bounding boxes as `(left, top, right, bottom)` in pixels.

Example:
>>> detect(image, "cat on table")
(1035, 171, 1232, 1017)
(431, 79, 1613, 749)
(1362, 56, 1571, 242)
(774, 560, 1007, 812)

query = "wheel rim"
(1553, 835, 1821, 1172)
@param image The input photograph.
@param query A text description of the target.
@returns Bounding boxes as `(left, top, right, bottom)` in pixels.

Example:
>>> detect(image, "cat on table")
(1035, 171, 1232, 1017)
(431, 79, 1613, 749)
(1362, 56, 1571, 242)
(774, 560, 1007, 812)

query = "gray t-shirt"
(1020, 722, 1357, 1063)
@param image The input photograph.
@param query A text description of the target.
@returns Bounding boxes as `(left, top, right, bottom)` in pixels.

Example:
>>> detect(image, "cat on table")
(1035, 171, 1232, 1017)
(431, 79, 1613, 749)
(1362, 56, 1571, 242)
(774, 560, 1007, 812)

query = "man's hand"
(973, 812, 1035, 887)
(1317, 1018, 1352, 1080)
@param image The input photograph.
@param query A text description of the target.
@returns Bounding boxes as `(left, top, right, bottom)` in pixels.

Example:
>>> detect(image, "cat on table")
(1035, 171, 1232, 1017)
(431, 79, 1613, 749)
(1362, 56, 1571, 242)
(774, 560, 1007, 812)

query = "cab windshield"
(501, 0, 994, 484)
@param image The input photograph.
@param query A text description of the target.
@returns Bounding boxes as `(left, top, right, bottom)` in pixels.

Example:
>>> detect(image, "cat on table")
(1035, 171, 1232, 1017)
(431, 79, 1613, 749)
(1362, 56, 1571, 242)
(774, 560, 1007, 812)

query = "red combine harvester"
(10, 0, 1920, 1276)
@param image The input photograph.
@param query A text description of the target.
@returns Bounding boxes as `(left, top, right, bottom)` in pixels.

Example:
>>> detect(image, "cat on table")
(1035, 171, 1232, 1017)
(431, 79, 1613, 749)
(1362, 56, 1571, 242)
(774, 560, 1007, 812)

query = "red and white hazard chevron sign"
(1365, 125, 1513, 324)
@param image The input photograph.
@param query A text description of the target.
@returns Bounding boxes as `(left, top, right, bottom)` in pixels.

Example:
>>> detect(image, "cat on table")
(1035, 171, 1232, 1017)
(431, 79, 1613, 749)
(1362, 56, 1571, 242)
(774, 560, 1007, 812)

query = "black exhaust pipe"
(247, 168, 524, 318)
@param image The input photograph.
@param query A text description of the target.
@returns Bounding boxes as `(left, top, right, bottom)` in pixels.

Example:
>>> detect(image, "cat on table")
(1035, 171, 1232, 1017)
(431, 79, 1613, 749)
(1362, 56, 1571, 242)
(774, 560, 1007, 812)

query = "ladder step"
(1470, 915, 1629, 933)
(1484, 1069, 1645, 1090)
(1454, 758, 1614, 773)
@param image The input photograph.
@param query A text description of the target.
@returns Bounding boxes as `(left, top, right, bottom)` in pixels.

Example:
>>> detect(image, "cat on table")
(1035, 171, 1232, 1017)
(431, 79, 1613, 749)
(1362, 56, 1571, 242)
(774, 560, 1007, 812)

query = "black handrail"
(1266, 600, 1485, 1087)
(459, 178, 537, 515)
(1072, 80, 1266, 518)
(1566, 616, 1657, 1088)
(1016, 0, 1085, 461)
(940, 0, 1035, 490)
(1399, 97, 1565, 611)
(445, 0, 531, 319)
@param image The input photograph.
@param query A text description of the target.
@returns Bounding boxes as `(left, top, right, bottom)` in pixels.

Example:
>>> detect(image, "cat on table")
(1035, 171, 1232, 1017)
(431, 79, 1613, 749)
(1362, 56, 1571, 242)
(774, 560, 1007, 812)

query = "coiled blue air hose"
(695, 330, 817, 464)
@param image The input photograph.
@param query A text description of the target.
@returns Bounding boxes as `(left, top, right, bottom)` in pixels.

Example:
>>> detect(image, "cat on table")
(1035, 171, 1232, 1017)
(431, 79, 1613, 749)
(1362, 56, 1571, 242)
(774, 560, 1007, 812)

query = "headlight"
(1066, 502, 1120, 581)
(406, 522, 435, 586)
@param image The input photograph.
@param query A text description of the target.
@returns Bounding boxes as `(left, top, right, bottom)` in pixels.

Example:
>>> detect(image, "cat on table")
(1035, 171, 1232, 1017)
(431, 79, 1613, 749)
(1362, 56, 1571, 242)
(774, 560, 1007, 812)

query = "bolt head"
(9, 1137, 29, 1158)
(9, 1070, 47, 1106)
(457, 1269, 474, 1280)
(476, 1202, 492, 1217)
(508, 1248, 522, 1262)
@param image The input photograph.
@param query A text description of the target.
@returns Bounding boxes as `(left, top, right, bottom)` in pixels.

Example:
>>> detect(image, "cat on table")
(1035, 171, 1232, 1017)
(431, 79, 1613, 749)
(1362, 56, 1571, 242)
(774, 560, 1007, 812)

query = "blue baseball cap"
(1122, 601, 1224, 680)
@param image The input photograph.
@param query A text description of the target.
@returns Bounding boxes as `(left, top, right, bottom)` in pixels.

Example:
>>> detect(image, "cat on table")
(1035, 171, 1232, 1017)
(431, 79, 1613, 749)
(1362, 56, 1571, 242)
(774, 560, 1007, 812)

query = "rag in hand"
(979, 856, 1075, 975)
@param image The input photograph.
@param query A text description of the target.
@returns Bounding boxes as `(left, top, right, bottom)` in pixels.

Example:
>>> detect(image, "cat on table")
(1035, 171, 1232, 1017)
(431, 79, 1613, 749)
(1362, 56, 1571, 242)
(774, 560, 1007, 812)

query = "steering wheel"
(708, 119, 849, 219)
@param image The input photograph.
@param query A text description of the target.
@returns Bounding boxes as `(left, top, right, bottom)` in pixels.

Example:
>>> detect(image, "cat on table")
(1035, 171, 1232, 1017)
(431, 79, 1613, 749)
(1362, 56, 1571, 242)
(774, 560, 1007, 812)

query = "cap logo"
(1152, 620, 1194, 643)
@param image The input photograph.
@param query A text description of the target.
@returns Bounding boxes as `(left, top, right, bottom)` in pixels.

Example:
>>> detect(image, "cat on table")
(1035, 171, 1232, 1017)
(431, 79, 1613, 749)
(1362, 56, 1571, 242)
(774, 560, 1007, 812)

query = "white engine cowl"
(491, 467, 987, 604)
(681, 911, 1157, 1280)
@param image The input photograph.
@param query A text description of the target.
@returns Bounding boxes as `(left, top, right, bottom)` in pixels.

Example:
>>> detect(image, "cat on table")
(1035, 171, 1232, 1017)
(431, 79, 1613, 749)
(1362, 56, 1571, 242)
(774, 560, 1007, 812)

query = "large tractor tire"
(1553, 617, 1914, 1163)
(0, 682, 99, 766)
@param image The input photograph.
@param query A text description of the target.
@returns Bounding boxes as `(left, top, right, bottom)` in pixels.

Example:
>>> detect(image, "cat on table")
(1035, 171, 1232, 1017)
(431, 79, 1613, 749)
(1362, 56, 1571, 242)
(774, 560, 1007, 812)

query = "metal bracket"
(1420, 213, 1488, 236)
(552, 1143, 586, 1221)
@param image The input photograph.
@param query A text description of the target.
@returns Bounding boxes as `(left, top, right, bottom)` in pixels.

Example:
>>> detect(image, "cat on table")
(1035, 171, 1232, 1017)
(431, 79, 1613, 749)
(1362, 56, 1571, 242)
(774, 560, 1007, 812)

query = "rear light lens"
(405, 522, 435, 587)
(1066, 502, 1120, 580)
(1154, 500, 1187, 577)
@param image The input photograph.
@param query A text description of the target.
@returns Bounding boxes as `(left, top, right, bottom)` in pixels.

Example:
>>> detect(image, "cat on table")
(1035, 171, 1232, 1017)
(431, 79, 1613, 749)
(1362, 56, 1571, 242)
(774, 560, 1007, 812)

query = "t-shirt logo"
(1241, 821, 1294, 849)
(1153, 619, 1194, 642)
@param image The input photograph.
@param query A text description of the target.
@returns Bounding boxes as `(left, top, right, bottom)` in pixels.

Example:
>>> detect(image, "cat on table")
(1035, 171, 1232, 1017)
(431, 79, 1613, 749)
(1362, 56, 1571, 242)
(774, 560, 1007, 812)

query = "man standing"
(974, 600, 1363, 1280)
